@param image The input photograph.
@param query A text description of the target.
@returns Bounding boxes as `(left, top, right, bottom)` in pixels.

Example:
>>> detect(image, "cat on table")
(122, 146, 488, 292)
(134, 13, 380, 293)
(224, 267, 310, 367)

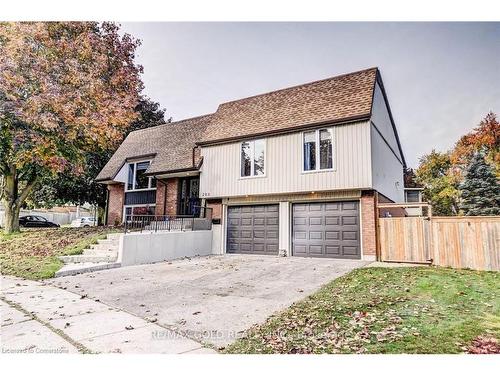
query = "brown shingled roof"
(97, 67, 385, 182)
(95, 115, 210, 182)
(198, 67, 377, 145)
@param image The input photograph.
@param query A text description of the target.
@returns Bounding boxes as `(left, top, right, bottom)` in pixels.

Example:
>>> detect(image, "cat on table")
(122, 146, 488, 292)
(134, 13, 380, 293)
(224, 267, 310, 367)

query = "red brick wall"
(155, 180, 167, 216)
(107, 184, 124, 226)
(165, 178, 179, 216)
(206, 199, 222, 221)
(360, 190, 377, 258)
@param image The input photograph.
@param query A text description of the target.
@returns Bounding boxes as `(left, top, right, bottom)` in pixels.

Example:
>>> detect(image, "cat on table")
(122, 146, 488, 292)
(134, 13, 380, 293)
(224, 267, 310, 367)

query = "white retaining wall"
(211, 224, 223, 255)
(118, 230, 214, 266)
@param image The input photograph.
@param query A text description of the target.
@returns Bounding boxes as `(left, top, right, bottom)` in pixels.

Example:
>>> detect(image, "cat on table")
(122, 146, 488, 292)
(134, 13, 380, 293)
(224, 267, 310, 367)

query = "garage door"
(292, 201, 360, 259)
(227, 205, 279, 255)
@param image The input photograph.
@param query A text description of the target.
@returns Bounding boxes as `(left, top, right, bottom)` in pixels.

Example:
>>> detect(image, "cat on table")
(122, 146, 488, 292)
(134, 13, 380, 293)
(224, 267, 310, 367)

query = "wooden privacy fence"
(379, 216, 500, 271)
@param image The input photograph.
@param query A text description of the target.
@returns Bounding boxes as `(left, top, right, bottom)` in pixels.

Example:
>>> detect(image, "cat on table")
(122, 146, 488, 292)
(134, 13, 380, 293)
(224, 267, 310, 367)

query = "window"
(124, 205, 155, 219)
(241, 139, 266, 177)
(405, 190, 421, 203)
(126, 160, 156, 191)
(303, 128, 333, 171)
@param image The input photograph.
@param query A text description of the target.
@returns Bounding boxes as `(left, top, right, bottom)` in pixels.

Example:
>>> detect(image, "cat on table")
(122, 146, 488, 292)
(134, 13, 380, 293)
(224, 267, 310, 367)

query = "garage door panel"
(325, 231, 340, 240)
(309, 245, 323, 254)
(292, 201, 360, 259)
(325, 216, 339, 225)
(325, 245, 341, 255)
(267, 217, 279, 225)
(309, 217, 322, 225)
(253, 230, 265, 238)
(241, 218, 252, 226)
(294, 231, 307, 240)
(309, 205, 322, 212)
(342, 231, 358, 241)
(266, 205, 278, 212)
(267, 230, 278, 239)
(342, 202, 357, 210)
(241, 230, 252, 238)
(325, 203, 340, 211)
(227, 205, 279, 255)
(341, 216, 358, 226)
(228, 218, 240, 226)
(309, 231, 323, 240)
(253, 217, 265, 225)
(293, 217, 307, 225)
(266, 244, 279, 252)
(342, 246, 359, 256)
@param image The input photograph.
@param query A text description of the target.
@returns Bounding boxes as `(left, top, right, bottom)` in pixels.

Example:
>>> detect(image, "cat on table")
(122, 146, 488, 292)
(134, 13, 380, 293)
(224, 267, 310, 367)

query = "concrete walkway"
(1, 276, 216, 354)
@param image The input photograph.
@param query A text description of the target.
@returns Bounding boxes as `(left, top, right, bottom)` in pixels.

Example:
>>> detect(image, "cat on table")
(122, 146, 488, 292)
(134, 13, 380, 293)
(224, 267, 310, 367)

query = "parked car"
(70, 217, 97, 228)
(19, 215, 60, 228)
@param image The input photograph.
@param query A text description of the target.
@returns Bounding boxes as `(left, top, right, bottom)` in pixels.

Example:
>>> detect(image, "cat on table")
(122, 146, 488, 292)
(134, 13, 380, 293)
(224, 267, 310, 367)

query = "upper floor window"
(303, 128, 333, 171)
(241, 139, 266, 177)
(127, 161, 157, 191)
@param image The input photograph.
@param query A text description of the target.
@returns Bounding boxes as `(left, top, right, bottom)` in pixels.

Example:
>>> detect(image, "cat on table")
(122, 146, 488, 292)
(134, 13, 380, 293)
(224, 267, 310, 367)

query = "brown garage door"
(227, 205, 279, 255)
(292, 201, 360, 259)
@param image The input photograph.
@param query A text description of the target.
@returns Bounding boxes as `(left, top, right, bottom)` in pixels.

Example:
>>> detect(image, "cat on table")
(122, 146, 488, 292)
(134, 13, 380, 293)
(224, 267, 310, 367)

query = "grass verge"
(224, 266, 499, 354)
(0, 227, 120, 280)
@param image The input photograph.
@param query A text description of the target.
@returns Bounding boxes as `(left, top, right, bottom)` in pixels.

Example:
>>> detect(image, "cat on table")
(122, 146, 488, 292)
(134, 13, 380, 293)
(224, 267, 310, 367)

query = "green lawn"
(0, 227, 120, 280)
(225, 266, 499, 354)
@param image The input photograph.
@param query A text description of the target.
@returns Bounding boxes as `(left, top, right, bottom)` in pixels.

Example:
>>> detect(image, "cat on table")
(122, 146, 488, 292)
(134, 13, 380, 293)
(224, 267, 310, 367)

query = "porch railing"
(124, 206, 212, 233)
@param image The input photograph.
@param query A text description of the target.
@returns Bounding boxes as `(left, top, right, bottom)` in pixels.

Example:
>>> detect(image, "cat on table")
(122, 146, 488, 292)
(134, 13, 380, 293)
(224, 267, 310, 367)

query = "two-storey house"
(96, 67, 406, 261)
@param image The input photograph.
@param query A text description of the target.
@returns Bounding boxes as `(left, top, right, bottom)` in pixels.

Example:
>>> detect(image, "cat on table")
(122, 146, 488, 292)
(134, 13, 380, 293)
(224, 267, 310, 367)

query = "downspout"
(104, 187, 109, 226)
(162, 179, 167, 216)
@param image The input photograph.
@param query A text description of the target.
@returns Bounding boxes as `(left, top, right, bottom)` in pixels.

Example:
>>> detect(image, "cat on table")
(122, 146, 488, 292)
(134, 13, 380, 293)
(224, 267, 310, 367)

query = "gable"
(370, 79, 405, 166)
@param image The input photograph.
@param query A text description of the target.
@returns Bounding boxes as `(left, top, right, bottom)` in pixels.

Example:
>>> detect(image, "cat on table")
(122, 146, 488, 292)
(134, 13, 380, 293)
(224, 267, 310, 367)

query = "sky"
(121, 22, 500, 168)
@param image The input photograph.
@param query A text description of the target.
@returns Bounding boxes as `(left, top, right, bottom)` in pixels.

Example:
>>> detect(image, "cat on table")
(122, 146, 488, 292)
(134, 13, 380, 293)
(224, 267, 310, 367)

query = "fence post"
(375, 192, 381, 261)
(168, 217, 171, 232)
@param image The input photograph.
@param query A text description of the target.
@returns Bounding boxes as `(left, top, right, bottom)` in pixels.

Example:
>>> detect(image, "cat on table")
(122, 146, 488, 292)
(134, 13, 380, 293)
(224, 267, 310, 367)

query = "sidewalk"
(1, 276, 216, 354)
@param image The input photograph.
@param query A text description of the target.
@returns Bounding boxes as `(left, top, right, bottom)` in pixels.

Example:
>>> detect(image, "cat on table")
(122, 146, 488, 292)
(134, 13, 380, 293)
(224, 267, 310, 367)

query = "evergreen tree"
(459, 152, 500, 216)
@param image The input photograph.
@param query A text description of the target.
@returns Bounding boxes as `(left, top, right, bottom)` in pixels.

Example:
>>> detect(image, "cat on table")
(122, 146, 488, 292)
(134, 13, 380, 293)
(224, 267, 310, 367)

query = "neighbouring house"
(403, 187, 424, 216)
(96, 67, 406, 261)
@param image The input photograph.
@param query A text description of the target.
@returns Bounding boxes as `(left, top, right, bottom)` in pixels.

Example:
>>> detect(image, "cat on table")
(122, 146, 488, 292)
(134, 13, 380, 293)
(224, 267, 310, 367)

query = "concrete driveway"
(49, 255, 369, 348)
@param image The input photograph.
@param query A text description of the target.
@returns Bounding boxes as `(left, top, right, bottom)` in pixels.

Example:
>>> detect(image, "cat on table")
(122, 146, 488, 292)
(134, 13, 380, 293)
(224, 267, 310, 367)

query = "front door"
(178, 177, 200, 216)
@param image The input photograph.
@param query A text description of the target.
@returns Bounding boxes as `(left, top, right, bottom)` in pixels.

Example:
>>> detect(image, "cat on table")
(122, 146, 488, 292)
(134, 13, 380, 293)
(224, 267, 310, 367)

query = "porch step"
(55, 233, 122, 276)
(89, 244, 118, 251)
(59, 254, 118, 264)
(93, 239, 119, 246)
(55, 262, 121, 277)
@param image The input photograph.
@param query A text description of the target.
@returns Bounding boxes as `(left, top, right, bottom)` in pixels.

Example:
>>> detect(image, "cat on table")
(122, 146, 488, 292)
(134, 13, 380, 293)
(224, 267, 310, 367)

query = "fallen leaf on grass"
(466, 336, 500, 354)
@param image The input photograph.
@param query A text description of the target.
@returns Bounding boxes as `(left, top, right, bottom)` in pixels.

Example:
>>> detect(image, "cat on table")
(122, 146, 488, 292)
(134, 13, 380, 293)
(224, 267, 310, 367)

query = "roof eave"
(374, 70, 407, 169)
(144, 166, 200, 177)
(196, 114, 371, 147)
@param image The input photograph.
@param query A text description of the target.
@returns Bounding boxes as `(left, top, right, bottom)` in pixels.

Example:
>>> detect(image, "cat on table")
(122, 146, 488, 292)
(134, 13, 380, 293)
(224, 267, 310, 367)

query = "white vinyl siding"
(200, 121, 372, 198)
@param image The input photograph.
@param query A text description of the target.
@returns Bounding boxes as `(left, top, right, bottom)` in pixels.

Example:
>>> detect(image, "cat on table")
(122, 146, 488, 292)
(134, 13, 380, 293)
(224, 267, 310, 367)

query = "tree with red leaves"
(0, 22, 143, 233)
